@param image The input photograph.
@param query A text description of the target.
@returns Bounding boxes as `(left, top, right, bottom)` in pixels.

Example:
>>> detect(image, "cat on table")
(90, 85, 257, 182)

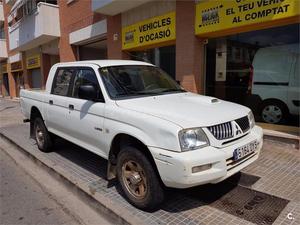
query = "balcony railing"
(8, 2, 60, 51)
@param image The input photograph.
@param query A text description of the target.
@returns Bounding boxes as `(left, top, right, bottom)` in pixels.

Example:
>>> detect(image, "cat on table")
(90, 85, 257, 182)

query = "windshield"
(99, 65, 185, 99)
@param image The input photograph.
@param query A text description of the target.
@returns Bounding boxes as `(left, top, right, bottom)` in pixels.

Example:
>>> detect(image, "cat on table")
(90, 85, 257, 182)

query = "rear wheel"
(117, 146, 164, 210)
(34, 117, 53, 152)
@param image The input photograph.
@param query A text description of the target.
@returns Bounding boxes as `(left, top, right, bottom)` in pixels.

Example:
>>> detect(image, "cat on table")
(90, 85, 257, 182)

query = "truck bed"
(20, 89, 49, 121)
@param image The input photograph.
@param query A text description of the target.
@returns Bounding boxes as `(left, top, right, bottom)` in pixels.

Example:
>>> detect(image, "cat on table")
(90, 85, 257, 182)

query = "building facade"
(1, 0, 60, 98)
(0, 0, 299, 132)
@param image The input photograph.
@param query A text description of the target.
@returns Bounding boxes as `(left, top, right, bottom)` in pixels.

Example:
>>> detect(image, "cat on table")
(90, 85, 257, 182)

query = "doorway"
(31, 69, 42, 89)
(3, 74, 10, 96)
(78, 39, 107, 60)
(13, 72, 24, 97)
(130, 45, 176, 79)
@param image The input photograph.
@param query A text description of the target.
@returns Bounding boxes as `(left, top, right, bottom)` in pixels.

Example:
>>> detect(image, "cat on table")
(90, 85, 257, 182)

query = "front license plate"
(233, 140, 258, 161)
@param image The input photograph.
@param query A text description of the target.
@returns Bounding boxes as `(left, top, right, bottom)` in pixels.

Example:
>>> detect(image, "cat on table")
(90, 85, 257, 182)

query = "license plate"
(233, 140, 258, 161)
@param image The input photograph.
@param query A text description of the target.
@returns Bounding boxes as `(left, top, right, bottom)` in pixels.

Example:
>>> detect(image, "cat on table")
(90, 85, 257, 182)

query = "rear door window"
(52, 68, 74, 96)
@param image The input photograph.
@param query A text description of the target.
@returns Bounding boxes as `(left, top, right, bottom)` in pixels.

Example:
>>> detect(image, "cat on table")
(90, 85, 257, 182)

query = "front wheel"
(34, 117, 53, 152)
(117, 146, 164, 210)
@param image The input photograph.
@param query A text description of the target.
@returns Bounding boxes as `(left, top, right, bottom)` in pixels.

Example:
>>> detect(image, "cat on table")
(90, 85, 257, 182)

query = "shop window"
(130, 45, 176, 80)
(206, 23, 299, 130)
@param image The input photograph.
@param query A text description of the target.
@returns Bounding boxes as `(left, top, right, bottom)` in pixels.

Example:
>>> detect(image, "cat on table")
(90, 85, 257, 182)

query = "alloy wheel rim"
(35, 124, 44, 147)
(262, 105, 282, 124)
(122, 160, 147, 199)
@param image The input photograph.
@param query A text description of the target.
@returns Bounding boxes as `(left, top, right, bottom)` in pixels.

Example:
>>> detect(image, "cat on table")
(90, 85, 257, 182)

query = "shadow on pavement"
(53, 137, 247, 213)
(54, 138, 108, 178)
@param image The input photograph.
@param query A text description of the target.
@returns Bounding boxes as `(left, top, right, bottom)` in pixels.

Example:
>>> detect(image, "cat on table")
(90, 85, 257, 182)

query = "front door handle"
(49, 100, 53, 105)
(69, 104, 74, 110)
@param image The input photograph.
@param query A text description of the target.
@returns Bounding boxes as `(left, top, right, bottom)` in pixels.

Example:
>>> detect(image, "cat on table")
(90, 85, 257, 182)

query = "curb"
(0, 97, 20, 102)
(0, 133, 145, 225)
(263, 129, 299, 150)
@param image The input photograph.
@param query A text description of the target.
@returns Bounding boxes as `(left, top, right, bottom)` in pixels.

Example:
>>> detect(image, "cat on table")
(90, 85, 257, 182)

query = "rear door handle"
(69, 104, 74, 110)
(49, 100, 53, 105)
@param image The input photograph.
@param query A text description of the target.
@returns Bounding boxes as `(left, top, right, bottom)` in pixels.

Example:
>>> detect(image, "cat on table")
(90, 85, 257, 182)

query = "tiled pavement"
(1, 99, 299, 225)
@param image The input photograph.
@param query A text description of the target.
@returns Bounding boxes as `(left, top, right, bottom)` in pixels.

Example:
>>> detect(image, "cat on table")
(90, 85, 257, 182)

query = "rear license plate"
(233, 140, 258, 161)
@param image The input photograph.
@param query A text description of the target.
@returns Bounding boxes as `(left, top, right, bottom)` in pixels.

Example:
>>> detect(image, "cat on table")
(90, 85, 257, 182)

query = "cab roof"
(54, 60, 154, 68)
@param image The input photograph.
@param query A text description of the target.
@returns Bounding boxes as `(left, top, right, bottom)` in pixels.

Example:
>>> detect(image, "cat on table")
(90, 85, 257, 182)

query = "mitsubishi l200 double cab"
(20, 60, 263, 210)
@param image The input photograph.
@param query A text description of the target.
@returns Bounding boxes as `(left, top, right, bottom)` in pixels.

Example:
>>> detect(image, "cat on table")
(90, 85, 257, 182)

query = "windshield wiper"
(136, 91, 158, 95)
(115, 92, 153, 97)
(160, 88, 186, 93)
(114, 89, 185, 98)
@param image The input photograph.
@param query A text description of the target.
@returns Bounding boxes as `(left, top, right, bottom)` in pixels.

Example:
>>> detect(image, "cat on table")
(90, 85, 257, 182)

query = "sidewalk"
(0, 99, 299, 225)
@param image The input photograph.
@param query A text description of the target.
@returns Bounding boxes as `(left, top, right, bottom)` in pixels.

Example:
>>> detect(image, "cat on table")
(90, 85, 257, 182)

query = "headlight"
(248, 111, 255, 129)
(178, 128, 209, 151)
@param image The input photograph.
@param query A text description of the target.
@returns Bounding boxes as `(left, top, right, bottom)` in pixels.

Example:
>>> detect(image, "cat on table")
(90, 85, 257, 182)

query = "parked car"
(20, 60, 263, 210)
(249, 43, 299, 124)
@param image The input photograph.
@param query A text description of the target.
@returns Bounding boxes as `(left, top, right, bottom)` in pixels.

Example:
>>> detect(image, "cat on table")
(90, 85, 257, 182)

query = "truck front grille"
(235, 116, 250, 133)
(208, 122, 233, 140)
(208, 116, 250, 140)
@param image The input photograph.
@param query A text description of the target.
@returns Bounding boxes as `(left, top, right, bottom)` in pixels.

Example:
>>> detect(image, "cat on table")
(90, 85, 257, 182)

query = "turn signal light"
(192, 164, 212, 173)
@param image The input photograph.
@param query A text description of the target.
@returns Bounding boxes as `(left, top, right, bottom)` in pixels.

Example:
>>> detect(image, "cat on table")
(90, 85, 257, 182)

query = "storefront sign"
(195, 0, 300, 37)
(10, 61, 23, 72)
(26, 55, 41, 70)
(122, 11, 176, 50)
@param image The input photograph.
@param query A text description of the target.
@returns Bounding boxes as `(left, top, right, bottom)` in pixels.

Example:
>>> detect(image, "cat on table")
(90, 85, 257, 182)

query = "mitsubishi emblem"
(235, 124, 243, 136)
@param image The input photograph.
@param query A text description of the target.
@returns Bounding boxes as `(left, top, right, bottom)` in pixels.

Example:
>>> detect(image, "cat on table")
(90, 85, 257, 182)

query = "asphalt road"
(0, 149, 82, 225)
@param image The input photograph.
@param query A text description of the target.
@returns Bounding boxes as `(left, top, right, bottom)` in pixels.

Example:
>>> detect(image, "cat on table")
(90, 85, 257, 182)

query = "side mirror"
(78, 85, 100, 101)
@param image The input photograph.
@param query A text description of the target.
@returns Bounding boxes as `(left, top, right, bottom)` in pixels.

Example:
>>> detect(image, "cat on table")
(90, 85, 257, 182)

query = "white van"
(250, 44, 299, 124)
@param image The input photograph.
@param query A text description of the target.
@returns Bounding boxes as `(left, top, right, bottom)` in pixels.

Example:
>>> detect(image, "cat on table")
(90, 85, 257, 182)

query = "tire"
(260, 100, 288, 124)
(117, 146, 164, 210)
(33, 117, 53, 152)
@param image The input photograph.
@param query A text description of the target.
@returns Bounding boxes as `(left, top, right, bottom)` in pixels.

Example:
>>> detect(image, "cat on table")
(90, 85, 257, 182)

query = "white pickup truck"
(20, 60, 263, 210)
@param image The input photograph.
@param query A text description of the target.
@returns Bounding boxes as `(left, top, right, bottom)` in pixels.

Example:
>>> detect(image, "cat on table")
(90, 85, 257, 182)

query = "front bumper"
(150, 125, 263, 188)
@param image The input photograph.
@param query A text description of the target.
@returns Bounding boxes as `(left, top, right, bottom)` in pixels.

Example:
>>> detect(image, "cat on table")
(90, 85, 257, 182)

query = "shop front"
(26, 55, 42, 89)
(10, 61, 24, 97)
(195, 0, 300, 133)
(122, 10, 176, 79)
